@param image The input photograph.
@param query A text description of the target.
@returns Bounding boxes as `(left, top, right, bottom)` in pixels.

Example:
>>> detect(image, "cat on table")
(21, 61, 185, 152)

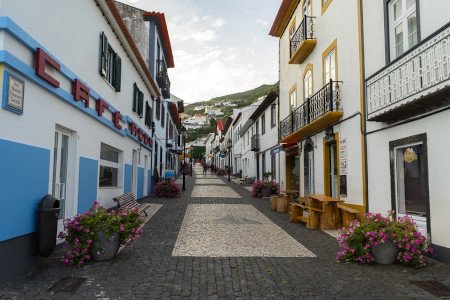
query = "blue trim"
(147, 170, 152, 195)
(137, 167, 144, 199)
(124, 164, 132, 194)
(2, 70, 24, 115)
(77, 157, 98, 214)
(0, 17, 152, 151)
(0, 139, 50, 242)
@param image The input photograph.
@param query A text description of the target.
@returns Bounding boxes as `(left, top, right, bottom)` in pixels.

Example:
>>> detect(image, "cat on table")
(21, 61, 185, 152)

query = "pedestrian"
(211, 163, 215, 174)
(203, 163, 207, 175)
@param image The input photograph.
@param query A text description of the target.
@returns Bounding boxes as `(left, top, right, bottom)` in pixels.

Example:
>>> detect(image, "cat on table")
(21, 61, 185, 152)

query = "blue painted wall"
(0, 139, 50, 242)
(137, 167, 144, 199)
(77, 157, 98, 214)
(124, 164, 132, 193)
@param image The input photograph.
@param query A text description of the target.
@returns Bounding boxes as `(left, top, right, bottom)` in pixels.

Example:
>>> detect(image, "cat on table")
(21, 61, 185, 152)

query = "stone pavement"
(1, 166, 450, 299)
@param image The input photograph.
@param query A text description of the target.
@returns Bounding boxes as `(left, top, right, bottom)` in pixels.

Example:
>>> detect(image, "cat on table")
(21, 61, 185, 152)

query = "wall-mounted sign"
(339, 137, 348, 175)
(340, 175, 347, 197)
(270, 145, 282, 155)
(3, 71, 25, 114)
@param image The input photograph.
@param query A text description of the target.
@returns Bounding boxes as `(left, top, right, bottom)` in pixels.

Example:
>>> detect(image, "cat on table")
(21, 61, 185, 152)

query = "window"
(304, 69, 313, 100)
(271, 153, 277, 180)
(303, 0, 312, 16)
(321, 0, 333, 15)
(99, 143, 120, 187)
(323, 45, 336, 83)
(100, 32, 121, 91)
(289, 17, 296, 40)
(145, 101, 152, 128)
(261, 113, 266, 135)
(161, 104, 165, 127)
(271, 104, 276, 128)
(133, 83, 144, 118)
(255, 121, 259, 135)
(388, 0, 418, 60)
(262, 152, 266, 175)
(289, 87, 297, 113)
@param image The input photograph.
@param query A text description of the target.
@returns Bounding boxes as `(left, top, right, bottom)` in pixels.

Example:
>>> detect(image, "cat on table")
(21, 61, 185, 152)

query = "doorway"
(52, 126, 76, 237)
(304, 141, 314, 196)
(324, 139, 339, 198)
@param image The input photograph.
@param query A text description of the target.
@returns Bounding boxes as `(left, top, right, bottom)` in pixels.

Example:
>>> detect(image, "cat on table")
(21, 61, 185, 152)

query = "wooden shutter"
(113, 54, 121, 91)
(132, 83, 138, 113)
(100, 32, 108, 76)
(138, 91, 144, 118)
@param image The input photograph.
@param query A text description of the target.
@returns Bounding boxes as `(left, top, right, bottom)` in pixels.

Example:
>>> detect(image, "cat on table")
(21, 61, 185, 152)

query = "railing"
(251, 134, 260, 151)
(366, 24, 450, 118)
(156, 59, 171, 96)
(280, 80, 342, 139)
(290, 16, 316, 58)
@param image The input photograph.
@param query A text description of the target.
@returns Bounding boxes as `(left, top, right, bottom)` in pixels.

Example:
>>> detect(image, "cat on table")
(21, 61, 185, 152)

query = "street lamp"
(181, 126, 187, 191)
(227, 138, 232, 182)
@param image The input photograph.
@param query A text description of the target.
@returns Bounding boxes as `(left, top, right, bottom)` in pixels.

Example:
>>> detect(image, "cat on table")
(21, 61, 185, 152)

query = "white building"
(0, 0, 169, 284)
(362, 0, 450, 264)
(270, 0, 365, 211)
(223, 101, 237, 107)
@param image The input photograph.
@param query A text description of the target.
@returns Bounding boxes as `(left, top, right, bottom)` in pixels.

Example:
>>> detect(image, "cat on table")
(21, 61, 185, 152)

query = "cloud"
(192, 29, 216, 41)
(211, 18, 226, 28)
(257, 20, 268, 27)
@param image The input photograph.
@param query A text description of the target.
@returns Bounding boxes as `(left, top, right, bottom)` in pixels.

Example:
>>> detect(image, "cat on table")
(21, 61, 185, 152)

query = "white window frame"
(324, 49, 336, 83)
(289, 89, 297, 113)
(388, 0, 418, 60)
(99, 143, 122, 188)
(304, 70, 313, 100)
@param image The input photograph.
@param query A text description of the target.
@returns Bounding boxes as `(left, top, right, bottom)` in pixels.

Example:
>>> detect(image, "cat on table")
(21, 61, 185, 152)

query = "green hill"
(184, 82, 278, 142)
(184, 83, 278, 118)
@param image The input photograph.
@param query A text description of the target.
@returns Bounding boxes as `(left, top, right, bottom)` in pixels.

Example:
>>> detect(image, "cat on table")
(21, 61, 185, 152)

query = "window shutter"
(132, 83, 137, 113)
(138, 91, 144, 118)
(113, 54, 121, 91)
(100, 32, 108, 76)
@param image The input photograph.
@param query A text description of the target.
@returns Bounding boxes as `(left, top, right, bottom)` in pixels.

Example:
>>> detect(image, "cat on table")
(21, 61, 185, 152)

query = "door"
(52, 128, 74, 237)
(306, 150, 314, 195)
(329, 143, 338, 198)
(394, 143, 429, 239)
(132, 149, 138, 196)
(256, 155, 260, 180)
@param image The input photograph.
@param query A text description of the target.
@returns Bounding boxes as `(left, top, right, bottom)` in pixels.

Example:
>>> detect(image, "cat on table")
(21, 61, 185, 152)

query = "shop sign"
(339, 138, 348, 175)
(3, 72, 25, 114)
(270, 145, 283, 155)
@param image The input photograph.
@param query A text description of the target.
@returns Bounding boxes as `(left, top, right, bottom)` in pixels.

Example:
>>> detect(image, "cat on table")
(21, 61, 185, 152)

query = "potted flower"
(154, 179, 181, 198)
(251, 180, 265, 197)
(337, 211, 432, 267)
(59, 202, 143, 267)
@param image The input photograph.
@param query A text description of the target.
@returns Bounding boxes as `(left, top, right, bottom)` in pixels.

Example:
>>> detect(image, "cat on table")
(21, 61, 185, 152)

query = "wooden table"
(307, 194, 344, 230)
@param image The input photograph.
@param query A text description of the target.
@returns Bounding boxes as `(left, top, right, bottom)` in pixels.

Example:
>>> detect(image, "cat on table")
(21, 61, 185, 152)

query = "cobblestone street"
(1, 166, 450, 299)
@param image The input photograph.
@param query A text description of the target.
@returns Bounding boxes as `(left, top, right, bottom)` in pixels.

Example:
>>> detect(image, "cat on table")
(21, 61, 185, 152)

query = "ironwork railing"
(156, 59, 171, 92)
(290, 16, 316, 58)
(366, 24, 450, 118)
(280, 80, 342, 139)
(251, 134, 260, 151)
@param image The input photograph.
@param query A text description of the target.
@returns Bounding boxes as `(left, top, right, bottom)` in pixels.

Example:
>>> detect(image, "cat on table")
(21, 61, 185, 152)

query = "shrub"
(251, 180, 279, 197)
(58, 202, 143, 267)
(337, 211, 432, 267)
(154, 179, 181, 198)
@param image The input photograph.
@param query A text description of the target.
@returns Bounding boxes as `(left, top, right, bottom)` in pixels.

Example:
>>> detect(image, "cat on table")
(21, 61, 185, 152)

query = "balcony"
(251, 134, 260, 151)
(366, 24, 450, 123)
(156, 60, 171, 99)
(289, 16, 316, 64)
(280, 80, 343, 143)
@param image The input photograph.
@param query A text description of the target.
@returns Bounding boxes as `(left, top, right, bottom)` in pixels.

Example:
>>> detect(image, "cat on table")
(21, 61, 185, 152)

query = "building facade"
(0, 0, 176, 284)
(363, 0, 450, 263)
(270, 0, 366, 210)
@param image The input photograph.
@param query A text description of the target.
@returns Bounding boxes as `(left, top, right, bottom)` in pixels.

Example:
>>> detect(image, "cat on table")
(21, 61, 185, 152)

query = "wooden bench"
(290, 202, 323, 229)
(113, 192, 150, 216)
(337, 204, 359, 227)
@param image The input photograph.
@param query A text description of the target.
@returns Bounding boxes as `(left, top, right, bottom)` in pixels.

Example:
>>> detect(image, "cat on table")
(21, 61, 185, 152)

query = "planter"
(371, 239, 399, 265)
(261, 186, 270, 197)
(270, 196, 278, 211)
(277, 196, 288, 213)
(92, 231, 120, 261)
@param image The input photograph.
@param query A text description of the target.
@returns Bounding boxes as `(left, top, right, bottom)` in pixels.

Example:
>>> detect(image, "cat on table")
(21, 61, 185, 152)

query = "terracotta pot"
(371, 238, 399, 265)
(92, 231, 120, 261)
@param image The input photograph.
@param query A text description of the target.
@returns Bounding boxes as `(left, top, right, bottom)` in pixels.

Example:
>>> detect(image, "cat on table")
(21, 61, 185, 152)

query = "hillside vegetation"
(184, 83, 278, 118)
(185, 83, 278, 142)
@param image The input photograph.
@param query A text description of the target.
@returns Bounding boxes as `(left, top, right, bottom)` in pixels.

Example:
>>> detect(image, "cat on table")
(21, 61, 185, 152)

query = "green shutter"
(113, 54, 121, 91)
(100, 32, 108, 76)
(132, 83, 137, 113)
(138, 91, 144, 118)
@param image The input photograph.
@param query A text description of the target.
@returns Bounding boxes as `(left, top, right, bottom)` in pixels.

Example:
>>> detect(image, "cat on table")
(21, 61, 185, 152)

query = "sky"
(120, 0, 280, 104)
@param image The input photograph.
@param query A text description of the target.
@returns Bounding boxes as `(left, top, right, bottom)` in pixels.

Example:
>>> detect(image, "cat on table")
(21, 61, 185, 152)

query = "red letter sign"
(73, 79, 90, 107)
(96, 98, 109, 116)
(35, 48, 60, 88)
(129, 122, 137, 135)
(113, 111, 122, 129)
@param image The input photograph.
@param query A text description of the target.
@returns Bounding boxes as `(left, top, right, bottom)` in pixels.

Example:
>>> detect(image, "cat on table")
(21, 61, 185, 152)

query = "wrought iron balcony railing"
(280, 80, 342, 140)
(290, 16, 316, 64)
(156, 59, 171, 98)
(366, 24, 450, 122)
(251, 134, 260, 151)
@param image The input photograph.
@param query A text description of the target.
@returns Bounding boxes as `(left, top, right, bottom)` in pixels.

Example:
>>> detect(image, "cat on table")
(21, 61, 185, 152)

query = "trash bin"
(36, 194, 60, 257)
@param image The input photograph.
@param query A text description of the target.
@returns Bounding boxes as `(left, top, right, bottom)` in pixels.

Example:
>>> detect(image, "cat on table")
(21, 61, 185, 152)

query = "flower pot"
(261, 186, 270, 198)
(270, 196, 278, 211)
(277, 196, 288, 213)
(371, 238, 399, 265)
(92, 231, 120, 261)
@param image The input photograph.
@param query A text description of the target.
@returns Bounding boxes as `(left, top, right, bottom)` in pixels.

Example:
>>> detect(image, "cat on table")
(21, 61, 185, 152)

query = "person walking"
(203, 163, 207, 175)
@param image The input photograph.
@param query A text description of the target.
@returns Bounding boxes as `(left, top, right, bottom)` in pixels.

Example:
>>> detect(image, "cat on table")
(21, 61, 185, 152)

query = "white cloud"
(192, 29, 216, 41)
(211, 18, 226, 28)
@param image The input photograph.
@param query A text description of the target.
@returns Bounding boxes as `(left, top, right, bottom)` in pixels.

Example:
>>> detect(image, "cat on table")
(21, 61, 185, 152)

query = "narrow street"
(1, 166, 450, 299)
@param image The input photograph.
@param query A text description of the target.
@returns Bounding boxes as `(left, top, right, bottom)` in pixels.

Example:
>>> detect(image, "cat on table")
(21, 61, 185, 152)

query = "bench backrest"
(113, 192, 136, 207)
